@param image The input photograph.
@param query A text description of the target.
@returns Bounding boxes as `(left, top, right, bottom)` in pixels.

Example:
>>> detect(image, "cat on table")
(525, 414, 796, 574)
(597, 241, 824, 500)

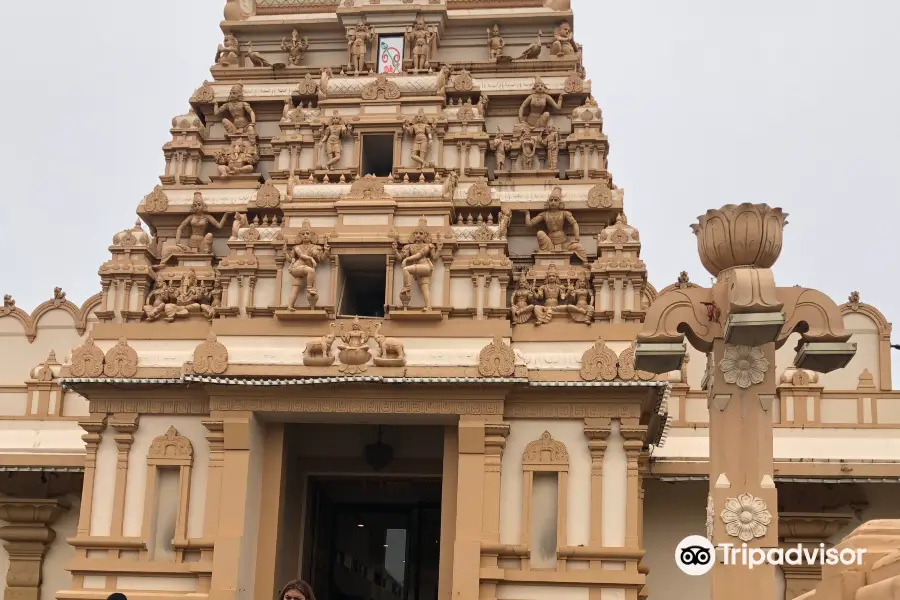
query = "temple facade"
(0, 2, 897, 600)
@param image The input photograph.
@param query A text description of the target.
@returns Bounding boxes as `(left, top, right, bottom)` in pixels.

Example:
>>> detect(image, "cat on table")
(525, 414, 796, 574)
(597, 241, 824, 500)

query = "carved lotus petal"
(690, 203, 788, 277)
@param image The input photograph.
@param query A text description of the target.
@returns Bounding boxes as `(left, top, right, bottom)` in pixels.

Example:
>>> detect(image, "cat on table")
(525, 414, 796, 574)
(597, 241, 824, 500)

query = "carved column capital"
(0, 498, 70, 600)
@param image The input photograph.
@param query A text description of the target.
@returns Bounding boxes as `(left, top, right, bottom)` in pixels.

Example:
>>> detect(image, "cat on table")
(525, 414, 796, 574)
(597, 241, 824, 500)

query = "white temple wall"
(122, 416, 210, 540)
(89, 431, 117, 536)
(499, 420, 593, 548)
(0, 309, 87, 387)
(41, 493, 80, 600)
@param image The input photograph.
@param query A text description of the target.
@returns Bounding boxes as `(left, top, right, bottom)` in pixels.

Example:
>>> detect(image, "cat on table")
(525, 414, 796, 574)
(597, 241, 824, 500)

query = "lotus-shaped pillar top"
(691, 203, 788, 277)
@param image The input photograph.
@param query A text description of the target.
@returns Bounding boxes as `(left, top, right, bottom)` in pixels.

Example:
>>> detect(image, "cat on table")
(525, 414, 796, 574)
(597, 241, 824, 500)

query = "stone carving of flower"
(719, 345, 769, 389)
(721, 493, 772, 542)
(705, 495, 714, 541)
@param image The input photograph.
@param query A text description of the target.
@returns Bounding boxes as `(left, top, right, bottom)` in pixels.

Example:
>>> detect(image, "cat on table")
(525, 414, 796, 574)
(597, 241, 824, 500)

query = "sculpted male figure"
(285, 221, 330, 309)
(320, 111, 352, 170)
(213, 84, 255, 135)
(524, 186, 587, 262)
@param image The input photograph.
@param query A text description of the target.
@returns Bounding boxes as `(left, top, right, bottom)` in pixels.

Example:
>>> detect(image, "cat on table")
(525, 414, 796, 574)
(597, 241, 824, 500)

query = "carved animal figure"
(518, 31, 543, 60)
(374, 334, 405, 360)
(304, 324, 336, 358)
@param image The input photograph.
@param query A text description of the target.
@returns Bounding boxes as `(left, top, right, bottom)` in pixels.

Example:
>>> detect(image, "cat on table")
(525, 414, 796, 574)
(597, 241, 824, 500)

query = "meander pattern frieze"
(207, 397, 503, 415)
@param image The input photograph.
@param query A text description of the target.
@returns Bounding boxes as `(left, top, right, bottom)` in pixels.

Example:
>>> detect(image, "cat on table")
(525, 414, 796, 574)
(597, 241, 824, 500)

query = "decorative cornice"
(0, 292, 101, 343)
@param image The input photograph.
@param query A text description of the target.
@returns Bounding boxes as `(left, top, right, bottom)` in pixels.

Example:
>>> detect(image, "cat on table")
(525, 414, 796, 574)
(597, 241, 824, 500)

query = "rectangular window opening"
(338, 255, 387, 318)
(529, 472, 559, 569)
(361, 134, 395, 178)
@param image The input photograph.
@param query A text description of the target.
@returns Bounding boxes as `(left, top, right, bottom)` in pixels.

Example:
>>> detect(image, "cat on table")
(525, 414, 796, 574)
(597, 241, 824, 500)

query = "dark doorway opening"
(337, 255, 387, 318)
(360, 135, 395, 178)
(305, 477, 441, 600)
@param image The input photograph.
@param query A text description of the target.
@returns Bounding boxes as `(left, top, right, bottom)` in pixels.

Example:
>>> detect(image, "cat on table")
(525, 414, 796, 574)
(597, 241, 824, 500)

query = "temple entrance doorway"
(304, 477, 442, 600)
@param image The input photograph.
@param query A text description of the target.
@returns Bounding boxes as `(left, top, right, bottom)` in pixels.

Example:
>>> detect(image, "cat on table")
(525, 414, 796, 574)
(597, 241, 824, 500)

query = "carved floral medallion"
(720, 493, 772, 542)
(719, 345, 769, 389)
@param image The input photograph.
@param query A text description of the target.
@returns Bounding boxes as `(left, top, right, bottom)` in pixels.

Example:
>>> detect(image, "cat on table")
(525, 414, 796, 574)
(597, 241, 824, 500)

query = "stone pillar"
(584, 418, 611, 565)
(708, 340, 779, 599)
(209, 411, 261, 600)
(109, 414, 139, 537)
(0, 499, 69, 600)
(451, 416, 488, 600)
(621, 423, 647, 550)
(75, 416, 106, 538)
(779, 513, 853, 600)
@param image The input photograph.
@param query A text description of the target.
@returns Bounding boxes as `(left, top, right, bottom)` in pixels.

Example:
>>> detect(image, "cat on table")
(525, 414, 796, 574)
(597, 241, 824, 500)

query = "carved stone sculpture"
(174, 192, 228, 253)
(372, 323, 406, 367)
(519, 78, 564, 130)
(244, 41, 271, 67)
(215, 136, 259, 176)
(215, 33, 241, 67)
(487, 24, 505, 60)
(435, 64, 451, 95)
(143, 269, 219, 323)
(403, 109, 435, 169)
(303, 323, 336, 366)
(406, 16, 434, 72)
(285, 220, 330, 310)
(347, 20, 375, 75)
(524, 186, 587, 262)
(518, 31, 543, 60)
(551, 22, 577, 57)
(490, 128, 509, 171)
(337, 318, 374, 373)
(542, 125, 562, 170)
(213, 84, 256, 135)
(510, 270, 537, 325)
(564, 271, 594, 324)
(519, 128, 538, 170)
(319, 110, 352, 170)
(533, 264, 567, 325)
(498, 207, 511, 239)
(392, 217, 439, 311)
(281, 30, 309, 66)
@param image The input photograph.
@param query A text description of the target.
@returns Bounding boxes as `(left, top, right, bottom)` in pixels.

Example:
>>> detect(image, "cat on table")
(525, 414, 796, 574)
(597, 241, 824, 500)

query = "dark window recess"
(360, 134, 395, 178)
(338, 255, 387, 318)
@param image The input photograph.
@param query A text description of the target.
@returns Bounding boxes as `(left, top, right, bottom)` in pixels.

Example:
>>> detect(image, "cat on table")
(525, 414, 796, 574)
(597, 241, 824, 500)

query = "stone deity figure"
(519, 78, 564, 130)
(281, 98, 301, 124)
(338, 318, 370, 350)
(215, 34, 240, 67)
(285, 221, 330, 310)
(510, 270, 537, 325)
(174, 193, 228, 253)
(403, 110, 434, 169)
(490, 128, 509, 171)
(144, 270, 217, 322)
(565, 271, 594, 324)
(319, 111, 352, 170)
(519, 129, 538, 171)
(282, 30, 310, 66)
(551, 22, 577, 57)
(216, 137, 259, 176)
(533, 264, 566, 325)
(144, 274, 174, 322)
(542, 125, 561, 170)
(486, 24, 505, 60)
(435, 64, 451, 95)
(406, 17, 434, 72)
(347, 20, 375, 75)
(498, 206, 512, 239)
(213, 84, 256, 135)
(392, 219, 438, 311)
(524, 186, 588, 262)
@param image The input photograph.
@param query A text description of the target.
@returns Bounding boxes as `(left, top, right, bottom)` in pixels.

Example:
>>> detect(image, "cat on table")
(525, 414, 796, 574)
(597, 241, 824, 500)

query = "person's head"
(280, 580, 315, 600)
(107, 593, 128, 600)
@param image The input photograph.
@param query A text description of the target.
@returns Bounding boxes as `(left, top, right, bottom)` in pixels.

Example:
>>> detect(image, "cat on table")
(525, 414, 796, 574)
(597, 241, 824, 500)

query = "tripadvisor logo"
(675, 535, 866, 576)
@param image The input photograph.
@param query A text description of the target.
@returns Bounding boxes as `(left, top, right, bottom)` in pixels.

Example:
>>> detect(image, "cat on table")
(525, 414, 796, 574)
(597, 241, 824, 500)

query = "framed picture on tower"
(378, 35, 404, 74)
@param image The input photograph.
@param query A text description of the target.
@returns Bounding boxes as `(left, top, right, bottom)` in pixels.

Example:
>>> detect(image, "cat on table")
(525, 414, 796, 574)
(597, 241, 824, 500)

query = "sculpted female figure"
(533, 264, 566, 325)
(565, 272, 595, 324)
(519, 78, 564, 130)
(520, 129, 537, 170)
(510, 270, 537, 325)
(393, 219, 437, 311)
(144, 274, 173, 322)
(174, 193, 228, 253)
(213, 84, 255, 135)
(551, 22, 577, 57)
(490, 128, 509, 171)
(543, 125, 561, 170)
(524, 186, 587, 262)
(285, 221, 330, 310)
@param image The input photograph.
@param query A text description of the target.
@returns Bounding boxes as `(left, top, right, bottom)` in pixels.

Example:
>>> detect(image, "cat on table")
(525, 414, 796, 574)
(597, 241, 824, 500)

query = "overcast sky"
(0, 1, 897, 357)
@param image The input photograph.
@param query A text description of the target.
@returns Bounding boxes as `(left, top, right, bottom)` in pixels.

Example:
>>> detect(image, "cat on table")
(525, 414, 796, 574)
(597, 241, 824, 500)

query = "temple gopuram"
(0, 1, 898, 600)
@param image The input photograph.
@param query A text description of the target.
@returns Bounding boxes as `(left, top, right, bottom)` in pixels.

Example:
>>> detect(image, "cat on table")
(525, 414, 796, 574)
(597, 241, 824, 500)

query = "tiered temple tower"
(0, 2, 897, 600)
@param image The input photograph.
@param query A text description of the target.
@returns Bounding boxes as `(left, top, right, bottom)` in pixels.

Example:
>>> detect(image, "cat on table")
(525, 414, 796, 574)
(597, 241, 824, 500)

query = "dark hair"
(107, 594, 128, 600)
(280, 580, 316, 600)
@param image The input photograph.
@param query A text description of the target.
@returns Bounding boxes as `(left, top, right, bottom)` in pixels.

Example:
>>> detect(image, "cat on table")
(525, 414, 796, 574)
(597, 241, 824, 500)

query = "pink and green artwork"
(378, 36, 404, 74)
